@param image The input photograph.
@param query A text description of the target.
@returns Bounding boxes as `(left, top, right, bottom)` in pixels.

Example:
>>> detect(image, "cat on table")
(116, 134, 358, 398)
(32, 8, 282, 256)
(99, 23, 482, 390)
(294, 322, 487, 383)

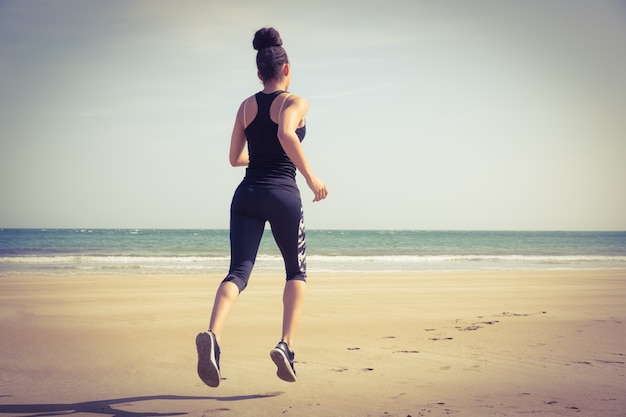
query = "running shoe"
(196, 331, 221, 387)
(270, 341, 297, 382)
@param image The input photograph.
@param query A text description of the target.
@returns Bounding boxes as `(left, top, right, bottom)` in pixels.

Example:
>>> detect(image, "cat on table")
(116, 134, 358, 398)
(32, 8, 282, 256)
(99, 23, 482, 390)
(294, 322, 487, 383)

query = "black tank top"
(243, 91, 306, 187)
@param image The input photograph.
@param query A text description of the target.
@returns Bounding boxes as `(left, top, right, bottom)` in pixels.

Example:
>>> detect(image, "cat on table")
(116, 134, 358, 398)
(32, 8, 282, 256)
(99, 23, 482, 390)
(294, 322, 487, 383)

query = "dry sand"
(0, 270, 624, 416)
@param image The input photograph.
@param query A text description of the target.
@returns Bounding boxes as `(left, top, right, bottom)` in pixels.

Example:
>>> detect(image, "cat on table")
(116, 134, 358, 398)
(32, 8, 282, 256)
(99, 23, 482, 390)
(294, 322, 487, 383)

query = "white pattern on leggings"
(297, 207, 306, 274)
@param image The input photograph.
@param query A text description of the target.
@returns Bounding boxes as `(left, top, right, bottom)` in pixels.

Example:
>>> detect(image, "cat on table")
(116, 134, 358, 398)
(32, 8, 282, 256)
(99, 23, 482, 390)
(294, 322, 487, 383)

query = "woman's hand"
(306, 175, 328, 202)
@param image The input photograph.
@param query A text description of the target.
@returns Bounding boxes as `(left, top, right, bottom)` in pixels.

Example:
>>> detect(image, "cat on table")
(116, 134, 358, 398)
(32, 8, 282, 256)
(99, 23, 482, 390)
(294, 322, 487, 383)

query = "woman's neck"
(262, 79, 289, 94)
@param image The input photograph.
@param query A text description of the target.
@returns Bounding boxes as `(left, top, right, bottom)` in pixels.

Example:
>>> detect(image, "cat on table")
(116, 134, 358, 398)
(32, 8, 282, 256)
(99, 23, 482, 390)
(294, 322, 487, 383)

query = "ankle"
(210, 329, 221, 345)
(281, 338, 294, 351)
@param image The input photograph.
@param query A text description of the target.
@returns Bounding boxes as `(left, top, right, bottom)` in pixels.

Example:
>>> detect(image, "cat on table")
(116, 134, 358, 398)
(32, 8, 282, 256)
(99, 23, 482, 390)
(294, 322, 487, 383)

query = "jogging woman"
(196, 27, 328, 387)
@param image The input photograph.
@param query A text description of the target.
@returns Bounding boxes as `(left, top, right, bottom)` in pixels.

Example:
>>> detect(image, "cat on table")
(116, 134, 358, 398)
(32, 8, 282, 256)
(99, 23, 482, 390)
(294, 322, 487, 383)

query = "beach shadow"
(0, 392, 283, 417)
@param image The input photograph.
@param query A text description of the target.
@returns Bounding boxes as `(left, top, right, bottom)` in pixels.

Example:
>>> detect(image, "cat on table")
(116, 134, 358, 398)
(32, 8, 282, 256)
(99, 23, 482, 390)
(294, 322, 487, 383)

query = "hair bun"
(253, 27, 283, 50)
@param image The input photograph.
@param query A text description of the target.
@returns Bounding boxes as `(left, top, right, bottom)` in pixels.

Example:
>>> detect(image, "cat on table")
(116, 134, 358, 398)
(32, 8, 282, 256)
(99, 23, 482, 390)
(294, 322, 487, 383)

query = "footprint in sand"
(499, 311, 547, 317)
(596, 359, 625, 364)
(456, 319, 501, 332)
(457, 325, 482, 331)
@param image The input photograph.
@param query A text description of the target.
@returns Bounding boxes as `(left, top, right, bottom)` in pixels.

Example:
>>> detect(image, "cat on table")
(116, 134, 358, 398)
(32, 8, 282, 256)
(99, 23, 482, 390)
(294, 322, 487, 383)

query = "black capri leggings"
(223, 183, 307, 292)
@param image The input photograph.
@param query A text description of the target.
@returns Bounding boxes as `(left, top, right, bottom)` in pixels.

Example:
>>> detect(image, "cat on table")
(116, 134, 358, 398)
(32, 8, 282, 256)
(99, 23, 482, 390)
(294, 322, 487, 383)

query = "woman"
(196, 27, 328, 387)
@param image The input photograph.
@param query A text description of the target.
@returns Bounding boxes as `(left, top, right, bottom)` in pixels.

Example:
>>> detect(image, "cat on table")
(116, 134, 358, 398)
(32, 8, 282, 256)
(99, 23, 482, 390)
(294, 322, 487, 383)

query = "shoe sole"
(270, 348, 296, 382)
(196, 332, 220, 387)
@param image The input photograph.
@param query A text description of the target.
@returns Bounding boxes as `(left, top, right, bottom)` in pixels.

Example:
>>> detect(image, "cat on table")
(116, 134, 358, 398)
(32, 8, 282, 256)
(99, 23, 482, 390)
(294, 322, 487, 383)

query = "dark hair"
(253, 27, 289, 82)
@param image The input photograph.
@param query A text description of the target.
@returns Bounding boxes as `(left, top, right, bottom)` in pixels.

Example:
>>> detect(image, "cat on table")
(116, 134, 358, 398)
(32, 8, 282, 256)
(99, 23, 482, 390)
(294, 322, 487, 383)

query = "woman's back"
(243, 91, 305, 186)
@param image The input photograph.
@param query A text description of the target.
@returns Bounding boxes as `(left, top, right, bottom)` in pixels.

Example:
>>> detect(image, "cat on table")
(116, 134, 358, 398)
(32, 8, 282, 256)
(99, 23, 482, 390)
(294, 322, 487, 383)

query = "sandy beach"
(0, 270, 624, 416)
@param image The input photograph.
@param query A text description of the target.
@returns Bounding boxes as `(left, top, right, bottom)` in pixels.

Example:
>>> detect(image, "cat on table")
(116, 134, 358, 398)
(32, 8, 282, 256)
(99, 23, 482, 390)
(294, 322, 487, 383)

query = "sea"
(1, 229, 625, 275)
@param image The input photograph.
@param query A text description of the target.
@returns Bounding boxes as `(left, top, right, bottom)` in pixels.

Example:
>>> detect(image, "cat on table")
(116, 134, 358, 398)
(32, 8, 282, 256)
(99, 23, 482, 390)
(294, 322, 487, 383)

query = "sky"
(1, 0, 625, 230)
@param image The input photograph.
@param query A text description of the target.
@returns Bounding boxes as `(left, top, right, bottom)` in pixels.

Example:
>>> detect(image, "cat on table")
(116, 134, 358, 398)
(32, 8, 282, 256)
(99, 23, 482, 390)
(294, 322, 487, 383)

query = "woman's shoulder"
(242, 93, 259, 105)
(236, 94, 261, 127)
(280, 92, 308, 111)
(237, 93, 259, 112)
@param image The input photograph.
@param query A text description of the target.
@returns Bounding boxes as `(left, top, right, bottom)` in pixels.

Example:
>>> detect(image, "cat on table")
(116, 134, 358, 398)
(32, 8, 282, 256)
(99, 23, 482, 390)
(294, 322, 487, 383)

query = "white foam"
(1, 254, 625, 274)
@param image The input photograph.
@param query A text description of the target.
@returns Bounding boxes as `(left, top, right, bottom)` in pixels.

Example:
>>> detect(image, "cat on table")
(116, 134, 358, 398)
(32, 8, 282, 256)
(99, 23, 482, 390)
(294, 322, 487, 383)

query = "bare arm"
(229, 102, 249, 167)
(277, 96, 328, 202)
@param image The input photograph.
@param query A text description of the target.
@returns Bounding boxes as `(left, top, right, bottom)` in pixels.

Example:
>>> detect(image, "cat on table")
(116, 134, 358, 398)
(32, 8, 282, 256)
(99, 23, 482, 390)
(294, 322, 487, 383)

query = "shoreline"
(2, 266, 626, 278)
(1, 270, 625, 416)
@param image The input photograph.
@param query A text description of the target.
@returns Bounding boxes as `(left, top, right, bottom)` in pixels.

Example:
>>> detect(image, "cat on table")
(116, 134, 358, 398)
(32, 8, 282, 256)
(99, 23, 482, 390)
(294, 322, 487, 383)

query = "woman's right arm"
(277, 95, 328, 202)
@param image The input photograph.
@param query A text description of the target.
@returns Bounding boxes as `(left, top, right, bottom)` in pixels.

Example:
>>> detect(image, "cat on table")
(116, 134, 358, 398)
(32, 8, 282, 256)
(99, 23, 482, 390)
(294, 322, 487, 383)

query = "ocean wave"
(308, 254, 626, 263)
(1, 253, 625, 274)
(0, 255, 231, 264)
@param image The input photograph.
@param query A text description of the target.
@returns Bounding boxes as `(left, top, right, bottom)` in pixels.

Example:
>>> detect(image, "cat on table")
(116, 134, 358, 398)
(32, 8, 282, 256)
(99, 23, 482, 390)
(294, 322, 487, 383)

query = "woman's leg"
(281, 279, 306, 349)
(208, 281, 240, 344)
(269, 191, 307, 350)
(210, 186, 266, 342)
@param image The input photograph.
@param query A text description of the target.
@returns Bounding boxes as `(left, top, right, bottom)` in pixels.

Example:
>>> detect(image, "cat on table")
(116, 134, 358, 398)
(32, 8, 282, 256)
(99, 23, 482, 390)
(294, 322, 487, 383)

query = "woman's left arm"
(229, 102, 249, 167)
